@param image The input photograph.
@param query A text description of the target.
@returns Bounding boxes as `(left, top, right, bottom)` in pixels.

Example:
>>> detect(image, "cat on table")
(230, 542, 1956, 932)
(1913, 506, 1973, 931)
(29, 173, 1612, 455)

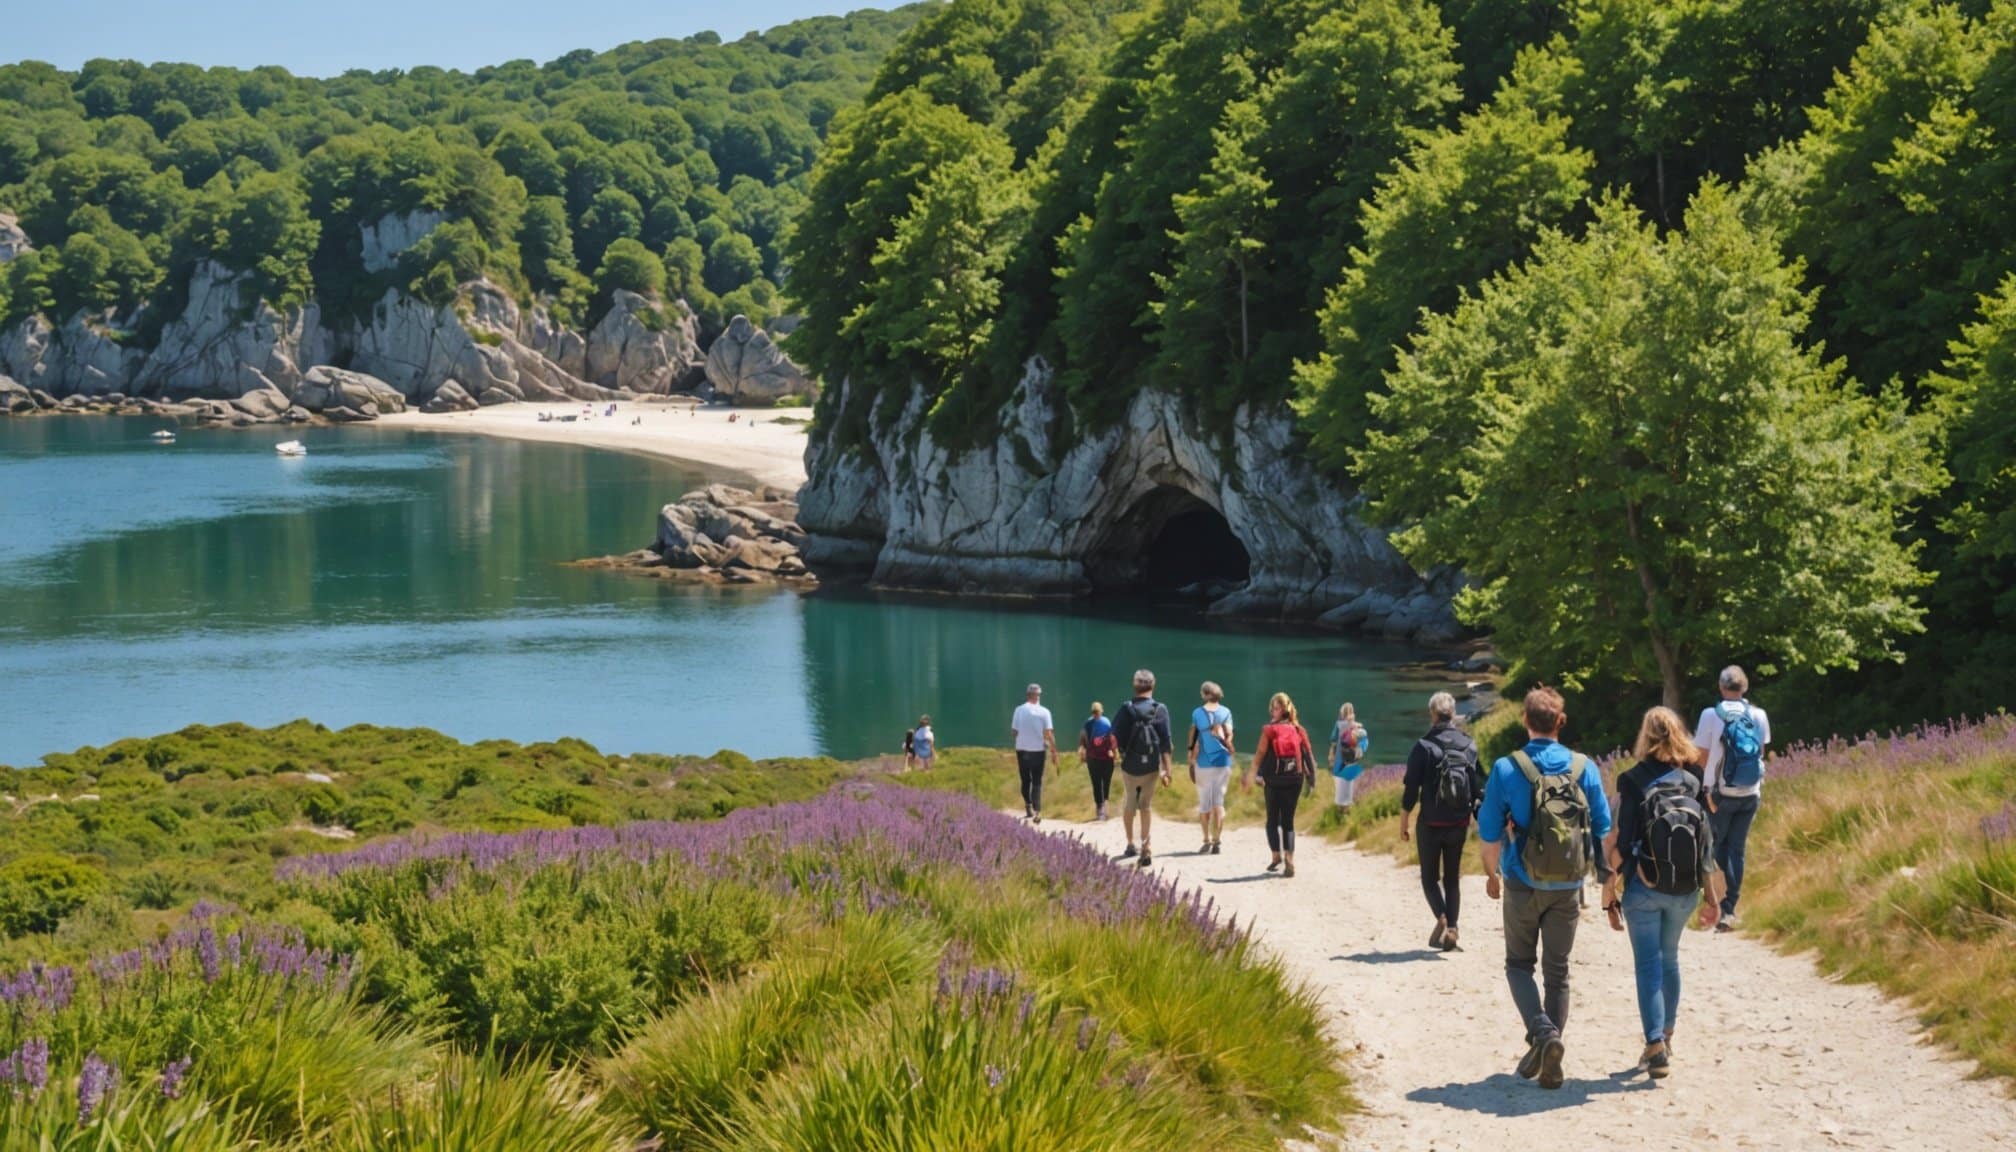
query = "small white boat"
(150, 430, 176, 443)
(275, 440, 307, 457)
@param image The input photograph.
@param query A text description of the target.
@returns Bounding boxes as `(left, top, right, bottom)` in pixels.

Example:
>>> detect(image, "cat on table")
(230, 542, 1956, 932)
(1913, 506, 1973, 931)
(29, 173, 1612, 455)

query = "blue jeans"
(1710, 792, 1760, 915)
(1622, 875, 1694, 1044)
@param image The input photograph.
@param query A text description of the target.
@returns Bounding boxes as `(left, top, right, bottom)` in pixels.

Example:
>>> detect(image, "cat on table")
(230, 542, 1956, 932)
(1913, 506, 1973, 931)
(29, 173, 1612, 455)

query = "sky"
(7, 0, 881, 77)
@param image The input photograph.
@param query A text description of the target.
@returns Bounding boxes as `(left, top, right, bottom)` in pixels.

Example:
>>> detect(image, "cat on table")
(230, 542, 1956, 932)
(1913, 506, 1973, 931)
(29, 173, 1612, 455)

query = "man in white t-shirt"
(1694, 664, 1772, 932)
(1010, 683, 1059, 824)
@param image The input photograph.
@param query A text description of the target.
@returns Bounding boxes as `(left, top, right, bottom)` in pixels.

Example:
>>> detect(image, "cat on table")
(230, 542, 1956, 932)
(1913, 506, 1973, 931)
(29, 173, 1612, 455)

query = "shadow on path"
(1205, 873, 1279, 885)
(1332, 949, 1446, 965)
(1406, 1071, 1656, 1117)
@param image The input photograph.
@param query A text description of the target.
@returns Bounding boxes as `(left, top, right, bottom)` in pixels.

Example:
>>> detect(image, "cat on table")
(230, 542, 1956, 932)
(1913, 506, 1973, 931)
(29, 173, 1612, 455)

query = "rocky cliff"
(798, 359, 1460, 643)
(0, 214, 805, 419)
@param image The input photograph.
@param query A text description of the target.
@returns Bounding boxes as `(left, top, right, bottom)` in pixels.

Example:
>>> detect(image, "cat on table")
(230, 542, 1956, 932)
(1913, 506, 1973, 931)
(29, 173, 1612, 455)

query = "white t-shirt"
(1695, 699, 1772, 795)
(1012, 702, 1054, 752)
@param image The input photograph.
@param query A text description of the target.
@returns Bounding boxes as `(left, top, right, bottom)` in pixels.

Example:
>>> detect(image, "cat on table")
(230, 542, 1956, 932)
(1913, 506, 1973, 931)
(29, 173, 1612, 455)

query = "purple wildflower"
(985, 1063, 1005, 1089)
(159, 1056, 192, 1101)
(76, 1053, 116, 1124)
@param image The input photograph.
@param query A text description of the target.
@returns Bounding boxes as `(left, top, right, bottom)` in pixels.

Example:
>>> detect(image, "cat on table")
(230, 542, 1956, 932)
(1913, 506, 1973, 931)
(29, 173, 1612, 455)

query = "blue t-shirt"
(1477, 738, 1613, 891)
(1192, 705, 1233, 768)
(1083, 715, 1113, 741)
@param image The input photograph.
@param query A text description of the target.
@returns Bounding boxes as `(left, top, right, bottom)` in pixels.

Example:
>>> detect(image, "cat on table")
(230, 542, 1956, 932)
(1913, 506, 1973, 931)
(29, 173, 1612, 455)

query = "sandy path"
(376, 401, 811, 489)
(1061, 813, 2016, 1150)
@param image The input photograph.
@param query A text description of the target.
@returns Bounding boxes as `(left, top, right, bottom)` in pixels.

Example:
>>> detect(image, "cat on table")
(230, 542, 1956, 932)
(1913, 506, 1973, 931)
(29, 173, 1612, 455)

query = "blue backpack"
(1716, 702, 1765, 790)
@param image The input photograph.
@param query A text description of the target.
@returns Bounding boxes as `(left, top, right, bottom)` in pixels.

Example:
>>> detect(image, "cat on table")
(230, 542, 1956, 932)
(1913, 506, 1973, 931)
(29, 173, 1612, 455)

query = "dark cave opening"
(1087, 486, 1251, 596)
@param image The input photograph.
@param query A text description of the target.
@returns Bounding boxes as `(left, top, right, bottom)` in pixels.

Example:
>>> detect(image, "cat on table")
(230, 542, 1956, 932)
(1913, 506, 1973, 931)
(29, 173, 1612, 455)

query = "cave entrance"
(1086, 485, 1251, 598)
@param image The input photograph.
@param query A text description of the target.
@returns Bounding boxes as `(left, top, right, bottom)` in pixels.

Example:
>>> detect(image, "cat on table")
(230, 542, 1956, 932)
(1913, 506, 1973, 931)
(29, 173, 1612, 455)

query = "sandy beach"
(376, 400, 813, 490)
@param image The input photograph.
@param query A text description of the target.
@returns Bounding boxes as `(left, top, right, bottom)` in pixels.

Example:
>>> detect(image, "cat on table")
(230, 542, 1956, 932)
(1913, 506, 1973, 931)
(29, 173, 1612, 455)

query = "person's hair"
(1269, 692, 1299, 725)
(919, 714, 930, 725)
(1200, 681, 1223, 703)
(1337, 702, 1356, 721)
(1090, 701, 1104, 717)
(1026, 682, 1043, 697)
(1634, 706, 1700, 767)
(1522, 686, 1566, 735)
(1133, 669, 1156, 692)
(1428, 692, 1457, 722)
(1719, 665, 1748, 695)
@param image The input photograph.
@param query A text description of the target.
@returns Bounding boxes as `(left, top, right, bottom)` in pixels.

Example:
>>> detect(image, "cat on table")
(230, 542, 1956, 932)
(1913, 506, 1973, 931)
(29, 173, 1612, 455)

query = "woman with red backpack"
(1079, 701, 1117, 821)
(1242, 692, 1318, 877)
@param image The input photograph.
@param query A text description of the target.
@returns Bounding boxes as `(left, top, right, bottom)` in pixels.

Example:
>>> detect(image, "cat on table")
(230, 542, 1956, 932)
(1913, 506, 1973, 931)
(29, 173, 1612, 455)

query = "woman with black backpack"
(1603, 706, 1724, 1080)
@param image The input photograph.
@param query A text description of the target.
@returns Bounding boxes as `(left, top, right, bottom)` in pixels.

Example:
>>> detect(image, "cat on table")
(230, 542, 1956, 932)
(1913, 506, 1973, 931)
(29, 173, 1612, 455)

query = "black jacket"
(1402, 723, 1481, 827)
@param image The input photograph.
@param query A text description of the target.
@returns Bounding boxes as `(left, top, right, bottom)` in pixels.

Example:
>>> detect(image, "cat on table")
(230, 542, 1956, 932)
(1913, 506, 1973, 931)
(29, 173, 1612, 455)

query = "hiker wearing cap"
(1188, 681, 1235, 855)
(1109, 669, 1173, 867)
(1603, 705, 1723, 1080)
(1694, 665, 1771, 932)
(1477, 686, 1612, 1091)
(1010, 684, 1058, 824)
(1400, 691, 1482, 951)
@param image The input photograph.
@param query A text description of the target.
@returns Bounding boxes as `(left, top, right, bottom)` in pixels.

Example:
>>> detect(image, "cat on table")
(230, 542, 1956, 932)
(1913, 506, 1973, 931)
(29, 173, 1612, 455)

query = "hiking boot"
(1516, 1036, 1547, 1080)
(1138, 849, 1152, 868)
(1121, 844, 1139, 859)
(1283, 858, 1296, 878)
(1210, 841, 1222, 855)
(1644, 1041, 1671, 1079)
(1428, 916, 1448, 950)
(1537, 1034, 1567, 1090)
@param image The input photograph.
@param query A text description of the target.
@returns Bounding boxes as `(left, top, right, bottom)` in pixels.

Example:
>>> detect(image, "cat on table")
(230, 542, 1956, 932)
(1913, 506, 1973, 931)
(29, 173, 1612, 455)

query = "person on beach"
(1478, 685, 1612, 1090)
(1695, 665, 1771, 932)
(1400, 691, 1481, 951)
(1110, 670, 1173, 866)
(909, 715, 936, 773)
(1603, 706, 1723, 1079)
(1188, 682, 1236, 855)
(1080, 702, 1117, 821)
(1328, 703, 1369, 813)
(1242, 692, 1317, 878)
(1010, 684, 1058, 824)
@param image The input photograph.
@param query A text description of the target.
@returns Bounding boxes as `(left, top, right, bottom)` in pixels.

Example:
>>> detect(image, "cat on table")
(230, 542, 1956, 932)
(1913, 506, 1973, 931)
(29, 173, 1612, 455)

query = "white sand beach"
(376, 400, 813, 490)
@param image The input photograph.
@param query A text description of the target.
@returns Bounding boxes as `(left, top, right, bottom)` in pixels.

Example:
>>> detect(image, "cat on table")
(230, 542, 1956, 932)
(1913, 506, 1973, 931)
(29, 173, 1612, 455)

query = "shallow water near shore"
(0, 416, 1443, 766)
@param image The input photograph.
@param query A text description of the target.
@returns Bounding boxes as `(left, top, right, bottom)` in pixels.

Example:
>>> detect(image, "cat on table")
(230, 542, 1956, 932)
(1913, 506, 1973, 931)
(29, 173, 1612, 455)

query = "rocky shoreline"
(570, 484, 815, 588)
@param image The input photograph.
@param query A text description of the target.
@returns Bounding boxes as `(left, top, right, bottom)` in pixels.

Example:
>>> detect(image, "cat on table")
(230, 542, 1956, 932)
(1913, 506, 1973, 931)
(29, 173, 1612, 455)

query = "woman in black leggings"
(1399, 691, 1481, 950)
(1243, 692, 1315, 878)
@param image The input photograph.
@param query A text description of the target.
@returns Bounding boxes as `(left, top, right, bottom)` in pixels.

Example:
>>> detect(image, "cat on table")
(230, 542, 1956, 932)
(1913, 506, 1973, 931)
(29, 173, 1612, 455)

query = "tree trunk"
(1624, 500, 1685, 711)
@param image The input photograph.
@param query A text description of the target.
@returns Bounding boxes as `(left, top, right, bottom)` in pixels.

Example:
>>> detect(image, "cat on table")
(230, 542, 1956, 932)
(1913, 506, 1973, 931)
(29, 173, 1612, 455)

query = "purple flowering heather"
(1983, 802, 2016, 847)
(76, 1053, 116, 1124)
(158, 1056, 192, 1101)
(2, 1036, 52, 1098)
(985, 1063, 1005, 1088)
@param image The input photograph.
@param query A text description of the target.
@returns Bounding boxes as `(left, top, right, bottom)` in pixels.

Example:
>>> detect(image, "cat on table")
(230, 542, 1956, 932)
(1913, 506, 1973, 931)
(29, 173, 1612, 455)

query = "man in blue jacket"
(1478, 685, 1612, 1090)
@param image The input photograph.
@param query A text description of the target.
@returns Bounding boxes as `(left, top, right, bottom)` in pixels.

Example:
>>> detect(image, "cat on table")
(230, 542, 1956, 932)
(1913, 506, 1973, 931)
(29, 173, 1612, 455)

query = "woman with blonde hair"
(1242, 692, 1318, 877)
(1328, 702, 1369, 811)
(1603, 706, 1723, 1080)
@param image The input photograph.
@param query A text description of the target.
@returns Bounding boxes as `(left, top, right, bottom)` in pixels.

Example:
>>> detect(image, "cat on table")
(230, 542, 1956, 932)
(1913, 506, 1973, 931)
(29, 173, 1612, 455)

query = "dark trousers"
(1017, 751, 1046, 813)
(1504, 877, 1581, 1039)
(1087, 759, 1114, 809)
(1264, 784, 1302, 853)
(1710, 792, 1760, 915)
(1417, 822, 1467, 927)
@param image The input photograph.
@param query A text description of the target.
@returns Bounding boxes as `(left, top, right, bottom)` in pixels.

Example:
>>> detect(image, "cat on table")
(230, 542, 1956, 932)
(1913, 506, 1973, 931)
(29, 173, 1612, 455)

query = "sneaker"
(1714, 917, 1736, 934)
(1024, 805, 1033, 819)
(1515, 1036, 1547, 1080)
(1138, 850, 1152, 868)
(1282, 859, 1296, 878)
(1033, 814, 1042, 826)
(1537, 1034, 1566, 1090)
(1644, 1042, 1671, 1079)
(1265, 858, 1282, 873)
(1441, 924, 1460, 952)
(1210, 841, 1222, 855)
(1121, 844, 1139, 859)
(1428, 916, 1448, 950)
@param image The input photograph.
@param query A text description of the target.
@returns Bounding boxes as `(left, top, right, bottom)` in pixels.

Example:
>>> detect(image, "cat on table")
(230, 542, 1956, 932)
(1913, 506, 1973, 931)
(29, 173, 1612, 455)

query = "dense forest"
(793, 0, 2016, 739)
(0, 5, 923, 340)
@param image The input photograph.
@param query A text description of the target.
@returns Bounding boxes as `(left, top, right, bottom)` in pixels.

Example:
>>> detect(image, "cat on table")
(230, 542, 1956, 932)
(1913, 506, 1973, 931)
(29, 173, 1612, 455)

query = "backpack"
(1086, 730, 1116, 762)
(1430, 732, 1481, 814)
(1337, 723, 1363, 764)
(1637, 769, 1709, 896)
(1261, 724, 1314, 785)
(1123, 700, 1164, 774)
(1511, 751, 1592, 884)
(903, 729, 915, 755)
(1716, 702, 1765, 791)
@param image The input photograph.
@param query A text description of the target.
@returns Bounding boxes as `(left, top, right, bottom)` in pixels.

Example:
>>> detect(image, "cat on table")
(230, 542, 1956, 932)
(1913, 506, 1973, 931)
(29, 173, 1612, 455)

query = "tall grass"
(330, 1049, 641, 1152)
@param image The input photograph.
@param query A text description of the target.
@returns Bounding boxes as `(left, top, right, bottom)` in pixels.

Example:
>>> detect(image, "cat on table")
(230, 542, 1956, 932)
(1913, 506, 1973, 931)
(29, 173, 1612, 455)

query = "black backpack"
(1428, 732, 1481, 814)
(1123, 700, 1164, 773)
(1637, 769, 1710, 896)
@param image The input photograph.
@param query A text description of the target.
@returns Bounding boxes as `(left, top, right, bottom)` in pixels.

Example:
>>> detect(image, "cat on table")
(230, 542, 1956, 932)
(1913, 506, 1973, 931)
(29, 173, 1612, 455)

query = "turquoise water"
(0, 416, 1444, 766)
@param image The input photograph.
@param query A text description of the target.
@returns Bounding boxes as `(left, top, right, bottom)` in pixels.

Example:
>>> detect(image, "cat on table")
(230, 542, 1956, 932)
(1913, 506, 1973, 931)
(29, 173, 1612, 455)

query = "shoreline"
(374, 400, 812, 490)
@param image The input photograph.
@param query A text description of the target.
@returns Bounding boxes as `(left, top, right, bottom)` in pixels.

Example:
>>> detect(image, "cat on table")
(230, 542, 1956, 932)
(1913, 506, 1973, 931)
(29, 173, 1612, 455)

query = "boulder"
(30, 389, 58, 409)
(583, 291, 704, 394)
(323, 404, 375, 423)
(282, 406, 313, 423)
(0, 375, 33, 413)
(420, 380, 479, 413)
(296, 366, 406, 414)
(476, 378, 523, 405)
(704, 315, 816, 406)
(0, 213, 28, 263)
(231, 385, 291, 420)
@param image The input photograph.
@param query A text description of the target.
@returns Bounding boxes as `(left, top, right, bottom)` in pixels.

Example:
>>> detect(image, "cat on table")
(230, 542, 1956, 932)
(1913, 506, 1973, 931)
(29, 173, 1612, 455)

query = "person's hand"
(1486, 874, 1502, 901)
(1606, 903, 1625, 932)
(1160, 770, 1172, 786)
(1188, 766, 1196, 784)
(1399, 818, 1411, 843)
(1706, 792, 1718, 814)
(1699, 902, 1720, 930)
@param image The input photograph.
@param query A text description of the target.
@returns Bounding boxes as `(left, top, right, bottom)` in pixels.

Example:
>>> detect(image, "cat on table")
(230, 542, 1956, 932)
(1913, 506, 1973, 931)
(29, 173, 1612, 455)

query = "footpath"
(1065, 815, 2016, 1150)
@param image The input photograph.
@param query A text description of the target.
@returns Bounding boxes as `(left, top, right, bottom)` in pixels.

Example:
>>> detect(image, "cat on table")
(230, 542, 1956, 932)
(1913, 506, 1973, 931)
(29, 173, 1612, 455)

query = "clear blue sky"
(9, 1, 881, 77)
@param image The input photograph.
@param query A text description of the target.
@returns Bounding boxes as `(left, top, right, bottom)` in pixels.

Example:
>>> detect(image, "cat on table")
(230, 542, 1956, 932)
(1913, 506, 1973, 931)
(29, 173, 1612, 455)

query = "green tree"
(518, 195, 577, 292)
(578, 185, 644, 269)
(704, 231, 764, 293)
(1929, 275, 2016, 639)
(595, 236, 666, 300)
(1359, 188, 1938, 711)
(0, 853, 109, 938)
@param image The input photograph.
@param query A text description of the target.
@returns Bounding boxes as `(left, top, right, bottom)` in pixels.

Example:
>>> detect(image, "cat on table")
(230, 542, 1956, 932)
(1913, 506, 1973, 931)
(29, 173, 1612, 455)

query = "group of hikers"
(902, 662, 1773, 1089)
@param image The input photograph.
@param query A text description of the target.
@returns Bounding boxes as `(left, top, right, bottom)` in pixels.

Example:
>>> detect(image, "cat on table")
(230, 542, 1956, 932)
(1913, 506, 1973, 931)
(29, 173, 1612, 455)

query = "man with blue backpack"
(1694, 665, 1772, 932)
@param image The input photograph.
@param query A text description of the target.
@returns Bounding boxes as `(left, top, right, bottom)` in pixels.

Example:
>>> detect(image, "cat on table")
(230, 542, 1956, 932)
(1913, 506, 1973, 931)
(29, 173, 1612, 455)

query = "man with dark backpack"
(1477, 686, 1612, 1090)
(1109, 668, 1173, 868)
(1400, 692, 1482, 951)
(1693, 665, 1772, 932)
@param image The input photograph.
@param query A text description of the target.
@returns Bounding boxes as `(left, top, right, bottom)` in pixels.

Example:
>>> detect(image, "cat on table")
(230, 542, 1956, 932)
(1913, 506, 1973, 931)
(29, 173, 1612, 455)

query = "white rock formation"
(583, 291, 703, 394)
(349, 281, 620, 405)
(0, 312, 146, 396)
(705, 315, 816, 405)
(136, 261, 329, 398)
(359, 210, 448, 274)
(295, 366, 407, 415)
(797, 359, 1460, 641)
(0, 214, 29, 263)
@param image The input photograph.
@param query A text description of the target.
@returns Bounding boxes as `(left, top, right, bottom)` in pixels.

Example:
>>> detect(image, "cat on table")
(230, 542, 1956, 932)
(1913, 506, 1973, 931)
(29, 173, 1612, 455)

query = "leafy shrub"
(0, 854, 109, 938)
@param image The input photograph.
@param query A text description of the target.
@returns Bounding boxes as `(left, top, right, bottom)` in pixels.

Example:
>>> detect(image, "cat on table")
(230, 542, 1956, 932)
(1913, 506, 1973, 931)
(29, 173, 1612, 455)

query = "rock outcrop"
(359, 210, 448, 273)
(798, 360, 1461, 643)
(350, 281, 620, 406)
(420, 380, 478, 412)
(294, 367, 408, 416)
(705, 315, 815, 406)
(0, 214, 29, 263)
(135, 261, 328, 398)
(0, 312, 147, 396)
(574, 484, 813, 587)
(583, 290, 704, 394)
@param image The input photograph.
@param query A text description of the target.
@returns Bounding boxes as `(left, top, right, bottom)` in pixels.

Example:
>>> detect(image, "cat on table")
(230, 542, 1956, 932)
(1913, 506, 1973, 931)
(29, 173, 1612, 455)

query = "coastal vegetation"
(791, 0, 2016, 745)
(0, 4, 923, 339)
